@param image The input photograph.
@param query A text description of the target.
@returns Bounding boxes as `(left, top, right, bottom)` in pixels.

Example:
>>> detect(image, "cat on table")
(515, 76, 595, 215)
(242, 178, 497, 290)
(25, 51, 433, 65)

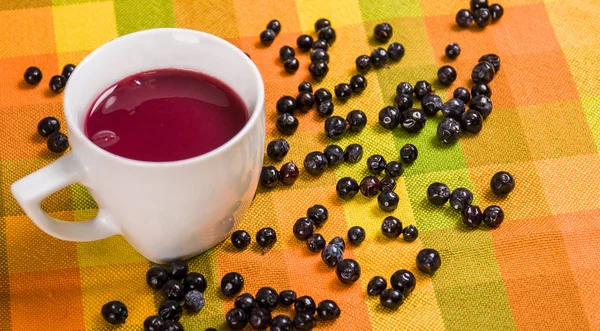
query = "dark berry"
(379, 106, 401, 130)
(221, 272, 244, 297)
(276, 113, 299, 135)
(163, 280, 185, 301)
(395, 94, 413, 111)
(284, 58, 300, 73)
(298, 81, 313, 93)
(456, 9, 474, 28)
(402, 225, 419, 242)
(461, 110, 483, 134)
(101, 301, 128, 325)
(472, 61, 495, 84)
(304, 151, 328, 176)
(314, 88, 332, 104)
(47, 132, 69, 153)
(324, 116, 347, 140)
(280, 161, 299, 185)
(277, 96, 297, 115)
(483, 205, 504, 227)
(356, 55, 372, 73)
(336, 259, 361, 284)
(184, 272, 207, 293)
(490, 4, 503, 21)
(317, 26, 336, 44)
(293, 217, 315, 241)
(400, 144, 418, 163)
(279, 46, 295, 61)
(360, 176, 380, 197)
(297, 35, 314, 51)
(307, 233, 326, 252)
(382, 216, 402, 238)
(479, 54, 501, 72)
(427, 182, 451, 205)
(346, 110, 367, 132)
(396, 82, 413, 96)
(321, 244, 343, 267)
(235, 293, 258, 314)
(390, 269, 416, 297)
(24, 66, 42, 85)
(462, 205, 483, 228)
(414, 80, 432, 100)
(491, 171, 515, 195)
(309, 60, 328, 80)
(471, 83, 491, 98)
(370, 47, 389, 68)
(256, 287, 279, 311)
(366, 154, 386, 175)
(144, 315, 164, 331)
(271, 315, 293, 331)
(315, 18, 331, 32)
(380, 177, 396, 191)
(374, 23, 393, 42)
(367, 276, 387, 296)
(336, 177, 359, 200)
(294, 296, 316, 315)
(267, 19, 281, 34)
(260, 166, 280, 188)
(256, 228, 277, 247)
(146, 267, 168, 290)
(226, 308, 248, 330)
(296, 93, 314, 113)
(184, 290, 205, 313)
(250, 308, 272, 330)
(380, 289, 404, 309)
(438, 65, 457, 85)
(312, 39, 329, 51)
(454, 87, 471, 104)
(450, 188, 474, 211)
(166, 259, 188, 280)
(307, 204, 328, 226)
(441, 98, 466, 120)
(317, 100, 334, 117)
(260, 29, 276, 46)
(329, 236, 346, 251)
(324, 144, 345, 166)
(348, 226, 366, 245)
(350, 74, 367, 93)
(401, 108, 427, 133)
(310, 48, 329, 63)
(388, 42, 405, 61)
(49, 75, 66, 93)
(445, 43, 461, 59)
(334, 83, 352, 101)
(161, 320, 183, 331)
(471, 0, 489, 11)
(378, 190, 400, 212)
(470, 95, 493, 118)
(344, 144, 363, 164)
(293, 312, 316, 330)
(437, 118, 462, 144)
(317, 300, 341, 320)
(385, 161, 404, 178)
(421, 93, 443, 117)
(416, 248, 442, 275)
(158, 300, 182, 321)
(267, 139, 290, 161)
(279, 290, 297, 306)
(474, 7, 491, 27)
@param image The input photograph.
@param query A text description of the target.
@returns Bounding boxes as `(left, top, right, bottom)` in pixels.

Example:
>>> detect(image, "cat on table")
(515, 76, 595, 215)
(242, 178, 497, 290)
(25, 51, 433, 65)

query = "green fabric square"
(359, 0, 423, 20)
(114, 0, 175, 36)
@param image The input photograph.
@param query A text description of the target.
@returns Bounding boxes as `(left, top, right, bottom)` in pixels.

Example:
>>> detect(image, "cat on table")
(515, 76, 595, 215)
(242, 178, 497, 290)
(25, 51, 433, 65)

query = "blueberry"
(24, 66, 42, 85)
(388, 42, 405, 61)
(395, 94, 413, 111)
(321, 244, 343, 267)
(277, 96, 297, 115)
(469, 95, 493, 118)
(483, 205, 504, 227)
(312, 39, 329, 51)
(307, 233, 326, 252)
(360, 176, 380, 197)
(49, 75, 66, 93)
(47, 132, 69, 153)
(221, 272, 244, 297)
(336, 259, 361, 284)
(379, 106, 401, 130)
(416, 248, 442, 275)
(280, 161, 299, 185)
(293, 312, 316, 330)
(260, 29, 276, 46)
(316, 300, 341, 320)
(450, 188, 473, 211)
(471, 0, 489, 11)
(249, 308, 272, 330)
(161, 320, 184, 331)
(490, 171, 515, 195)
(390, 269, 416, 297)
(314, 88, 332, 104)
(235, 293, 258, 314)
(438, 65, 457, 85)
(479, 54, 500, 72)
(437, 118, 462, 144)
(456, 9, 474, 28)
(304, 151, 328, 176)
(294, 296, 316, 315)
(344, 144, 363, 164)
(293, 217, 315, 241)
(472, 61, 495, 84)
(317, 26, 336, 44)
(315, 18, 332, 32)
(373, 22, 393, 42)
(380, 177, 397, 192)
(307, 204, 328, 226)
(445, 43, 461, 59)
(402, 225, 419, 242)
(421, 93, 443, 117)
(452, 88, 470, 105)
(382, 216, 402, 238)
(324, 116, 347, 140)
(370, 48, 389, 68)
(184, 272, 207, 293)
(461, 110, 483, 134)
(276, 113, 299, 135)
(267, 19, 281, 34)
(280, 46, 295, 60)
(414, 81, 432, 100)
(163, 280, 185, 301)
(329, 236, 346, 251)
(471, 83, 491, 98)
(336, 177, 359, 200)
(226, 308, 248, 330)
(317, 100, 334, 117)
(350, 74, 367, 93)
(384, 161, 404, 178)
(378, 190, 400, 212)
(427, 182, 451, 205)
(158, 300, 182, 321)
(309, 60, 329, 80)
(284, 58, 300, 73)
(462, 205, 483, 228)
(324, 144, 345, 166)
(356, 55, 372, 73)
(474, 7, 491, 27)
(184, 290, 205, 313)
(441, 98, 466, 120)
(380, 289, 404, 309)
(279, 290, 297, 306)
(396, 82, 413, 96)
(101, 301, 128, 325)
(490, 4, 504, 22)
(366, 154, 386, 175)
(346, 110, 367, 132)
(260, 166, 280, 188)
(146, 266, 168, 290)
(400, 144, 418, 163)
(367, 276, 387, 296)
(401, 108, 427, 133)
(271, 315, 293, 331)
(267, 139, 290, 161)
(256, 287, 279, 311)
(298, 81, 313, 93)
(334, 84, 352, 101)
(310, 48, 329, 63)
(297, 35, 314, 51)
(256, 228, 277, 247)
(144, 315, 164, 331)
(348, 226, 366, 245)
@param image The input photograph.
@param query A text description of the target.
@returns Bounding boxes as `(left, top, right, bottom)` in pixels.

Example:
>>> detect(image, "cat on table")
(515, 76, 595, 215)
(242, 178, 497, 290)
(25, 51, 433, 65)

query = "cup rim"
(63, 28, 265, 167)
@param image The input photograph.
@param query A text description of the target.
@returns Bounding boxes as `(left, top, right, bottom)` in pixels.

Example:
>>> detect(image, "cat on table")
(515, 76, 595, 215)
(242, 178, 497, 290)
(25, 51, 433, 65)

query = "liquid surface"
(84, 69, 248, 162)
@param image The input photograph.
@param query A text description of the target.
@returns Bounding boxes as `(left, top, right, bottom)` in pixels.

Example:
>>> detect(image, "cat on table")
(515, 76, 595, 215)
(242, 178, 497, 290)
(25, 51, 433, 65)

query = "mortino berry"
(479, 54, 501, 72)
(314, 87, 332, 104)
(143, 315, 164, 331)
(49, 75, 66, 93)
(307, 233, 326, 252)
(370, 48, 389, 68)
(450, 188, 474, 211)
(47, 132, 69, 153)
(321, 244, 343, 267)
(472, 61, 495, 84)
(395, 94, 413, 111)
(490, 4, 504, 22)
(267, 19, 281, 34)
(334, 83, 352, 101)
(279, 161, 299, 185)
(382, 216, 402, 238)
(462, 205, 483, 228)
(297, 35, 314, 51)
(471, 0, 489, 11)
(469, 95, 493, 118)
(438, 65, 457, 85)
(356, 55, 372, 73)
(374, 23, 393, 42)
(37, 117, 61, 137)
(284, 58, 300, 73)
(329, 236, 346, 251)
(295, 296, 316, 315)
(315, 18, 332, 32)
(437, 118, 462, 144)
(184, 272, 207, 293)
(162, 280, 185, 301)
(401, 108, 427, 133)
(158, 300, 182, 321)
(260, 166, 280, 189)
(277, 96, 297, 115)
(279, 290, 297, 306)
(324, 144, 345, 167)
(249, 308, 272, 330)
(360, 176, 380, 198)
(490, 171, 515, 195)
(367, 276, 387, 296)
(256, 287, 279, 311)
(317, 100, 334, 117)
(324, 116, 348, 140)
(445, 43, 461, 59)
(350, 74, 368, 93)
(483, 205, 504, 227)
(280, 46, 295, 60)
(271, 315, 293, 331)
(416, 248, 442, 275)
(378, 190, 399, 212)
(146, 266, 169, 290)
(298, 81, 313, 93)
(348, 226, 366, 245)
(421, 93, 443, 117)
(184, 290, 205, 313)
(293, 312, 316, 331)
(388, 42, 405, 61)
(461, 110, 483, 134)
(310, 48, 329, 63)
(226, 308, 248, 330)
(336, 259, 361, 284)
(396, 82, 413, 96)
(427, 182, 451, 206)
(385, 161, 404, 178)
(317, 300, 341, 320)
(260, 29, 276, 46)
(307, 204, 328, 226)
(309, 60, 329, 80)
(167, 259, 188, 280)
(317, 27, 337, 44)
(346, 110, 367, 132)
(256, 228, 277, 247)
(266, 139, 289, 161)
(474, 8, 491, 28)
(390, 269, 416, 297)
(414, 81, 432, 100)
(379, 106, 401, 130)
(402, 225, 419, 242)
(380, 289, 404, 310)
(471, 83, 491, 98)
(400, 144, 418, 163)
(304, 151, 328, 176)
(442, 98, 466, 120)
(276, 113, 299, 135)
(454, 87, 471, 104)
(312, 39, 329, 51)
(221, 272, 244, 297)
(24, 66, 43, 85)
(366, 154, 387, 175)
(380, 177, 397, 192)
(456, 9, 474, 28)
(344, 144, 363, 164)
(336, 177, 360, 200)
(293, 217, 315, 241)
(102, 301, 128, 325)
(161, 320, 183, 331)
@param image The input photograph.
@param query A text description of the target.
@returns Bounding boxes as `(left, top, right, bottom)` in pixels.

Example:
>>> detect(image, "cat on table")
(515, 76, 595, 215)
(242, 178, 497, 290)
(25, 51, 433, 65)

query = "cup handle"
(10, 153, 119, 241)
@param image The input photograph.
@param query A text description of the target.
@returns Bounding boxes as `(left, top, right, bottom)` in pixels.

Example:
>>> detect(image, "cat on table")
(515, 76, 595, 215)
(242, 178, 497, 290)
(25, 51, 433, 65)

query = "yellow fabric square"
(296, 0, 363, 32)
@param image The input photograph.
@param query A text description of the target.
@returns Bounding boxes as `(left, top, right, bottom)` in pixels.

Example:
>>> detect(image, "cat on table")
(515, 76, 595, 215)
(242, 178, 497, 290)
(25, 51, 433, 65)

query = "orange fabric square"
(233, 0, 301, 38)
(0, 54, 60, 108)
(0, 273, 10, 328)
(0, 7, 56, 59)
(0, 0, 51, 10)
(546, 0, 600, 49)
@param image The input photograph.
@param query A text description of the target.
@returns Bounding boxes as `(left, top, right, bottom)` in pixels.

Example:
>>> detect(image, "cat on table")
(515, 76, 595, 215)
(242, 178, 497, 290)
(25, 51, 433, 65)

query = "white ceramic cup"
(11, 28, 265, 263)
